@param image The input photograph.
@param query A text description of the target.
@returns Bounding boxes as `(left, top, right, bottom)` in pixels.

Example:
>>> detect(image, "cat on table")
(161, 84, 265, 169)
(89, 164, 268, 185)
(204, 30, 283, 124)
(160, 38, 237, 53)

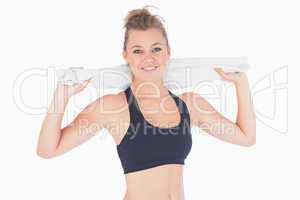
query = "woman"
(37, 6, 256, 200)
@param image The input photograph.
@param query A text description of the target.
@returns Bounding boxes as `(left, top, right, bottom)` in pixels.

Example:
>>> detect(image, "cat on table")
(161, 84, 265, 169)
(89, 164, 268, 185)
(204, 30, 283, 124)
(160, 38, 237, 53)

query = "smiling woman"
(119, 7, 193, 200)
(122, 6, 171, 81)
(36, 5, 256, 200)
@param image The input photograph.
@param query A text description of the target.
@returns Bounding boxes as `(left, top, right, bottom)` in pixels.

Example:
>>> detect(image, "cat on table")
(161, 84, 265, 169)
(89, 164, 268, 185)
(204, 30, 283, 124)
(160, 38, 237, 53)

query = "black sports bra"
(116, 85, 192, 174)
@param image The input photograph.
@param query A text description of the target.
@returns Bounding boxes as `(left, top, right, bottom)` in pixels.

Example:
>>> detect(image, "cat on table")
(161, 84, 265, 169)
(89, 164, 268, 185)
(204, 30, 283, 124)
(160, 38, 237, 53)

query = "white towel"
(55, 57, 250, 92)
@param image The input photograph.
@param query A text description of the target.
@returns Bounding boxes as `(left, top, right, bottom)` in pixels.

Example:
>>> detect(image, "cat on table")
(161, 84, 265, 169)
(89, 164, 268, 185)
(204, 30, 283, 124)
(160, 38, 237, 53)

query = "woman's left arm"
(185, 68, 256, 147)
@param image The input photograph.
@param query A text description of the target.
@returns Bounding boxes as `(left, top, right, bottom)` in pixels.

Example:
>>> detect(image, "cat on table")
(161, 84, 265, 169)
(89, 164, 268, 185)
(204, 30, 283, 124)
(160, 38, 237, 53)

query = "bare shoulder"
(95, 91, 126, 110)
(70, 90, 127, 135)
(175, 92, 193, 113)
(92, 90, 129, 145)
(176, 91, 211, 110)
(176, 91, 215, 125)
(90, 90, 128, 122)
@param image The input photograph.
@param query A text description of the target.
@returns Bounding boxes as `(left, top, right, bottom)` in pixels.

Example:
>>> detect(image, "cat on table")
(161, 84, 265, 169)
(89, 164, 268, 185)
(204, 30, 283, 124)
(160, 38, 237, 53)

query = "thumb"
(82, 77, 92, 86)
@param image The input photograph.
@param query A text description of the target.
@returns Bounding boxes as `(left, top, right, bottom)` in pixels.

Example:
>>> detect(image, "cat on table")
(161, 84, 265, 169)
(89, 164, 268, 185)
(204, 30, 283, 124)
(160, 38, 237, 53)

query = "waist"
(123, 164, 185, 200)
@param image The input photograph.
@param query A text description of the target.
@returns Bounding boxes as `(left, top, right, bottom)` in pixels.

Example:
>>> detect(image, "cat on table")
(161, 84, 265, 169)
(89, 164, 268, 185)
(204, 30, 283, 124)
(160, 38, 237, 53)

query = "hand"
(214, 66, 247, 84)
(56, 78, 92, 99)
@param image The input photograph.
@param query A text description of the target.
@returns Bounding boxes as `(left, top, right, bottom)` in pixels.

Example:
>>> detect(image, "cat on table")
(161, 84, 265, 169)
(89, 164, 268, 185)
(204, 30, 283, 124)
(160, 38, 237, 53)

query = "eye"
(133, 49, 142, 54)
(152, 47, 162, 52)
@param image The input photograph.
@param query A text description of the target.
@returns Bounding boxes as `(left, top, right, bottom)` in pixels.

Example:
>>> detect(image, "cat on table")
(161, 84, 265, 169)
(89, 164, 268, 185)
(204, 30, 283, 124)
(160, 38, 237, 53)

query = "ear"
(123, 50, 127, 59)
(167, 45, 171, 58)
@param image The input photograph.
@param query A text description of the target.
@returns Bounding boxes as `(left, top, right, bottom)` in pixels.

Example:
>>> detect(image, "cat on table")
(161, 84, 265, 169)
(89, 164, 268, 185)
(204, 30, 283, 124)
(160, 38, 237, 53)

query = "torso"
(104, 88, 192, 200)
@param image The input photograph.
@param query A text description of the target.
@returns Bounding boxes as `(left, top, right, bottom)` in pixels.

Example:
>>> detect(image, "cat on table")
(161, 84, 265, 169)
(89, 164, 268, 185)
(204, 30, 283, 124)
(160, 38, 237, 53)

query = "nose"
(143, 53, 155, 64)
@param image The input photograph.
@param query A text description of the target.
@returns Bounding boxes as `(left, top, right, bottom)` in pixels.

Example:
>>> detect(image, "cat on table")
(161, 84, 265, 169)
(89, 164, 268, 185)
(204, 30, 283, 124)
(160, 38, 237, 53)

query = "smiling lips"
(141, 66, 158, 71)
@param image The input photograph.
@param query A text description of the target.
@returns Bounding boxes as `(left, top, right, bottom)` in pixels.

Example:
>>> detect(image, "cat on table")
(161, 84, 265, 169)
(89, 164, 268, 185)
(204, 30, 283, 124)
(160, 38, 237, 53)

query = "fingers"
(213, 66, 224, 74)
(214, 68, 223, 75)
(84, 77, 92, 84)
(79, 77, 92, 87)
(214, 67, 227, 80)
(72, 79, 90, 91)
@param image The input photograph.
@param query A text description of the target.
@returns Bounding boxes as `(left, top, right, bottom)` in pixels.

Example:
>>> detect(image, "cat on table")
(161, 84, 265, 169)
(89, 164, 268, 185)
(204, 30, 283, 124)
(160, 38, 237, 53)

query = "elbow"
(36, 148, 56, 159)
(242, 134, 256, 147)
(244, 138, 256, 147)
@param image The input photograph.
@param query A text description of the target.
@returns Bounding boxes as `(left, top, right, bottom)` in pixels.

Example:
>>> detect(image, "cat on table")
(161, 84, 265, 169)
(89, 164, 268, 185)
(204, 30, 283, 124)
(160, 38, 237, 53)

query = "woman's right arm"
(36, 80, 110, 158)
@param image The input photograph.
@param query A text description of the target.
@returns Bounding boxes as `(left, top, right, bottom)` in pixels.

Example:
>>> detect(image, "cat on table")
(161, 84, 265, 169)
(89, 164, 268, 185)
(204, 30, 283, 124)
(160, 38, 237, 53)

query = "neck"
(130, 78, 168, 99)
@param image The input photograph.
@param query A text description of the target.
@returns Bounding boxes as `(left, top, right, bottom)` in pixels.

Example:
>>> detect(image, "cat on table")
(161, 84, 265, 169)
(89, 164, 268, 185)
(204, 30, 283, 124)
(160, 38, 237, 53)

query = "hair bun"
(122, 5, 168, 50)
(124, 5, 160, 27)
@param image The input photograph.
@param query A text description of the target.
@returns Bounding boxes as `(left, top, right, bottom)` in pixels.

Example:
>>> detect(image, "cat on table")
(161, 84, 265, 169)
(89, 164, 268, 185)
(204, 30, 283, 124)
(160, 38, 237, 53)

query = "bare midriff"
(123, 164, 185, 200)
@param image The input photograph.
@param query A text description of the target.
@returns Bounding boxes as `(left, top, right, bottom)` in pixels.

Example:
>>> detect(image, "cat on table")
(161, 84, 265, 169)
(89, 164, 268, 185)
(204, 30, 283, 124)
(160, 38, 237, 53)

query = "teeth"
(142, 66, 158, 71)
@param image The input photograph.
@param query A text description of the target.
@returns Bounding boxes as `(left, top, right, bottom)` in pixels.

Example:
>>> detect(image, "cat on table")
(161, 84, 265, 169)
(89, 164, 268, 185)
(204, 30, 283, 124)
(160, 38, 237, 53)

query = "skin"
(37, 28, 256, 200)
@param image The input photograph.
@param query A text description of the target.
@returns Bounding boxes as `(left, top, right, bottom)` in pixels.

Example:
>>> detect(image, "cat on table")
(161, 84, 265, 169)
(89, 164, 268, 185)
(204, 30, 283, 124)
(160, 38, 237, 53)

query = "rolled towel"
(56, 56, 250, 92)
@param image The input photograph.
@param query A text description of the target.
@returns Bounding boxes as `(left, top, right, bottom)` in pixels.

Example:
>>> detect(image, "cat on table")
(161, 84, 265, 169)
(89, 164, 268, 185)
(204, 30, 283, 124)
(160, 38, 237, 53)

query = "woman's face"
(123, 28, 170, 81)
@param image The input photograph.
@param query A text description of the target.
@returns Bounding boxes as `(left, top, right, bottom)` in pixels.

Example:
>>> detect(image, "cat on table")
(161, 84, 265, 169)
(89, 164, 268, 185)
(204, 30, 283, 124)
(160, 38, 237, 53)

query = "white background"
(1, 0, 298, 199)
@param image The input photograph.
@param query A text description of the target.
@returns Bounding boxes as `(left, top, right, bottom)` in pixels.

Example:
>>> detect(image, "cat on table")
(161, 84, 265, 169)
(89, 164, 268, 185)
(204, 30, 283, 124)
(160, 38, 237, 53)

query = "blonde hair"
(123, 6, 169, 51)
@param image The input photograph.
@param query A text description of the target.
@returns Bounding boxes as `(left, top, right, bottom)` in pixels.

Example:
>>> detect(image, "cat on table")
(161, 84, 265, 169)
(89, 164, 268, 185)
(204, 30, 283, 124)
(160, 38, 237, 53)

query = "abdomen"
(123, 164, 185, 200)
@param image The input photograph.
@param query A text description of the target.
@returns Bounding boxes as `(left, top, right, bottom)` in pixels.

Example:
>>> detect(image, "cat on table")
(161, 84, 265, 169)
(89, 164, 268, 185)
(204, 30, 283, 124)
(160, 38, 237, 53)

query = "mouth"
(140, 66, 159, 71)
